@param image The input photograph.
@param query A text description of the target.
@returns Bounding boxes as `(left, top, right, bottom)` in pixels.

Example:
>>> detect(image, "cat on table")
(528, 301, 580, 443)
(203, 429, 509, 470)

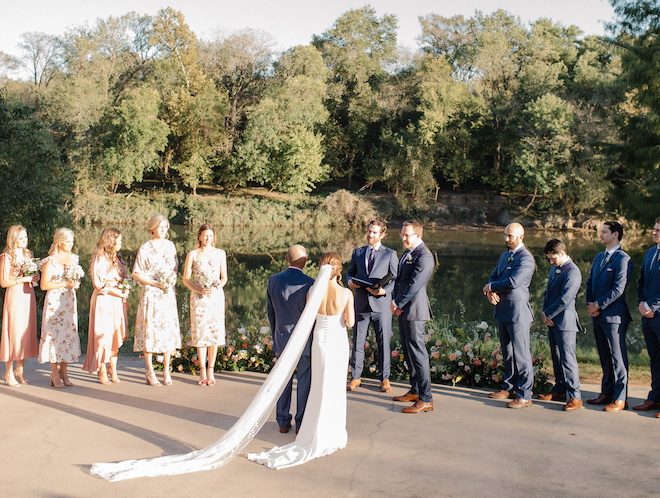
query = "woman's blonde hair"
(148, 214, 170, 237)
(319, 252, 343, 282)
(194, 223, 216, 250)
(48, 228, 75, 255)
(3, 225, 31, 260)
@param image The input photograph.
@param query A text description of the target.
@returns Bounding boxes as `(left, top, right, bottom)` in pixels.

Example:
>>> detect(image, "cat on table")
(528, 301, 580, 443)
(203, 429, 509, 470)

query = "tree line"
(0, 2, 659, 232)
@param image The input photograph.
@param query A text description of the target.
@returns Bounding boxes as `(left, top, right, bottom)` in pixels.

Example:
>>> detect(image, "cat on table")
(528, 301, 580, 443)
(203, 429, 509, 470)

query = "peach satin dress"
(82, 253, 128, 373)
(0, 253, 38, 361)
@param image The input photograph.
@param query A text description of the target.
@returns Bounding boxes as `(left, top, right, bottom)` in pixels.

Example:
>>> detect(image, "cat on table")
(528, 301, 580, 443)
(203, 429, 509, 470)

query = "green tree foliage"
(0, 90, 71, 241)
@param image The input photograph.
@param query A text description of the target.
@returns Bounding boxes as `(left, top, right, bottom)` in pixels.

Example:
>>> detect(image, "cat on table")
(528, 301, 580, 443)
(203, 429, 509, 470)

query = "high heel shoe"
(107, 364, 120, 383)
(14, 369, 29, 385)
(163, 371, 173, 386)
(145, 372, 162, 386)
(60, 375, 74, 387)
(97, 369, 111, 385)
(207, 367, 216, 387)
(50, 373, 65, 389)
(4, 373, 20, 387)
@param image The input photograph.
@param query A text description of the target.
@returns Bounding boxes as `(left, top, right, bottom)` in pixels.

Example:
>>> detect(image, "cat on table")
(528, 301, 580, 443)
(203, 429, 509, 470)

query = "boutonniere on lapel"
(507, 256, 514, 262)
(405, 253, 413, 262)
(555, 268, 561, 275)
(605, 255, 612, 264)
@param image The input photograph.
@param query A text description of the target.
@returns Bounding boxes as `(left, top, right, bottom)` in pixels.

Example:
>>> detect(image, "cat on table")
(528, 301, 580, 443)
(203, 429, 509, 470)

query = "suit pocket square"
(606, 268, 613, 272)
(506, 266, 512, 270)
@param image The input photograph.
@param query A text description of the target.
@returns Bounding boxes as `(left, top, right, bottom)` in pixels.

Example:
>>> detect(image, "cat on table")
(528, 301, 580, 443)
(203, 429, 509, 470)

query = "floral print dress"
(38, 255, 81, 364)
(190, 251, 226, 347)
(133, 240, 181, 353)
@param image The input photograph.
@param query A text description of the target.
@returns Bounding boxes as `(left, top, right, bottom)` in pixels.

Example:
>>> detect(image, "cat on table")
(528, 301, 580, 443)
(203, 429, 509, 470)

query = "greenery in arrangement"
(0, 2, 657, 223)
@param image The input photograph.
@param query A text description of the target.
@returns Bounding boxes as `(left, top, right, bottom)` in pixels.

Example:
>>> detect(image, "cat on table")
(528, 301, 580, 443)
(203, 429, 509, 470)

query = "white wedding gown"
(247, 304, 349, 469)
(90, 266, 334, 481)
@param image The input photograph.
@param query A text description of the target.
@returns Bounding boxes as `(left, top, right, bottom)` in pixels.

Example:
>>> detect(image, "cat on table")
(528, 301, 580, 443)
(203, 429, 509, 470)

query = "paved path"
(1, 358, 659, 497)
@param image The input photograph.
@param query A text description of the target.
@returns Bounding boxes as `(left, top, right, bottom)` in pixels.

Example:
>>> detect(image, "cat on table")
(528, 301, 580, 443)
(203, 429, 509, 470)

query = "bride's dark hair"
(319, 252, 342, 282)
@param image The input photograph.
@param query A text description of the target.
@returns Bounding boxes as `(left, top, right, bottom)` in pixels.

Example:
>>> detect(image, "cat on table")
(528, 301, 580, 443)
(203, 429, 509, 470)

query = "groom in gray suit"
(347, 220, 398, 392)
(483, 222, 535, 409)
(267, 245, 315, 433)
(391, 220, 434, 413)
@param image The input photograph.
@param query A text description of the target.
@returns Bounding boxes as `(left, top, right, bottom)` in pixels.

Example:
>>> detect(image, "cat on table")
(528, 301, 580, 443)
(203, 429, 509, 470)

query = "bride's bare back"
(317, 280, 355, 327)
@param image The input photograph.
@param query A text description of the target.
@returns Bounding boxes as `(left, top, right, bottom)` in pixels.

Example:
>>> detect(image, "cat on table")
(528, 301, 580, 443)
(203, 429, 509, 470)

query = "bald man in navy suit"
(634, 216, 660, 415)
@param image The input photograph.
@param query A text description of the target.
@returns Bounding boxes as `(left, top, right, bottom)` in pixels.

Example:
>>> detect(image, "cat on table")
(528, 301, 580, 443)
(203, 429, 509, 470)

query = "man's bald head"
(504, 223, 525, 250)
(286, 244, 308, 269)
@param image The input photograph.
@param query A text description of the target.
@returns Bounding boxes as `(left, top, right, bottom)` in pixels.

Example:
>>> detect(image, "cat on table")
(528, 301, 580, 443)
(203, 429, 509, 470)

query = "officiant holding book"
(347, 221, 398, 392)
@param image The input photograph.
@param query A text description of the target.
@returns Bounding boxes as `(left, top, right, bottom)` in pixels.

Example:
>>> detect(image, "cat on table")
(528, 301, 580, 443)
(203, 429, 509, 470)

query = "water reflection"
(49, 225, 652, 354)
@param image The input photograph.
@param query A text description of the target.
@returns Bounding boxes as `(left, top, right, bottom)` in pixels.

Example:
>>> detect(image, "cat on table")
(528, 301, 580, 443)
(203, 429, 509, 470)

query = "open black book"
(350, 270, 393, 290)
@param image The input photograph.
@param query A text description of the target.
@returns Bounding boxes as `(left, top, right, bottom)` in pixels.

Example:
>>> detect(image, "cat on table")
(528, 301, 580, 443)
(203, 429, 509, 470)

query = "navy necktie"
(367, 248, 376, 274)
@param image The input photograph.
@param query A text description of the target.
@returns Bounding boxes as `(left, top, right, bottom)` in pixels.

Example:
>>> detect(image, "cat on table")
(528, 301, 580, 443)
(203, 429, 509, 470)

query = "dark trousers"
(548, 326, 581, 400)
(350, 311, 392, 380)
(642, 317, 660, 402)
(276, 353, 311, 430)
(498, 321, 534, 400)
(593, 320, 628, 400)
(398, 318, 432, 403)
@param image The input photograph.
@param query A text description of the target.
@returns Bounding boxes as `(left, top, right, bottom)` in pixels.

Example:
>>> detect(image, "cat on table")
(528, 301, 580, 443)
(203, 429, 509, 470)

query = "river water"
(55, 224, 652, 353)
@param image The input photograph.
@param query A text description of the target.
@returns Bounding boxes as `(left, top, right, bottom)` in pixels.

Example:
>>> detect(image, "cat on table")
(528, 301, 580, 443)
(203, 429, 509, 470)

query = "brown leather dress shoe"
(393, 391, 419, 402)
(279, 423, 292, 433)
(506, 398, 532, 409)
(633, 399, 660, 411)
(380, 379, 392, 392)
(604, 400, 627, 412)
(347, 378, 361, 391)
(402, 400, 433, 413)
(489, 390, 511, 399)
(563, 398, 583, 411)
(586, 393, 614, 405)
(538, 392, 567, 401)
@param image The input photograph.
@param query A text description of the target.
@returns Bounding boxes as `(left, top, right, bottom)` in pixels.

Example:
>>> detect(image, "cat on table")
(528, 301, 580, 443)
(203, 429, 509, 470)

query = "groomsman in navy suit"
(267, 245, 315, 433)
(390, 220, 434, 413)
(347, 220, 399, 392)
(586, 221, 633, 412)
(483, 222, 535, 408)
(540, 239, 583, 411)
(634, 217, 660, 415)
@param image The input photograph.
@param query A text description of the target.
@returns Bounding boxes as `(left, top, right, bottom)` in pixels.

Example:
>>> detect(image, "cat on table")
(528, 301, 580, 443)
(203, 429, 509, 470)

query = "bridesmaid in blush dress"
(82, 228, 129, 385)
(182, 224, 227, 386)
(132, 214, 181, 386)
(38, 228, 82, 388)
(0, 225, 39, 387)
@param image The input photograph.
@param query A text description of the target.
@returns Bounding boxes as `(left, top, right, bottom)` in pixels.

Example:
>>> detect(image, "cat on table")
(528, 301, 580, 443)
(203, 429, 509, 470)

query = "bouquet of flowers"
(117, 277, 134, 303)
(19, 258, 41, 277)
(64, 263, 85, 282)
(158, 272, 177, 294)
(192, 261, 221, 290)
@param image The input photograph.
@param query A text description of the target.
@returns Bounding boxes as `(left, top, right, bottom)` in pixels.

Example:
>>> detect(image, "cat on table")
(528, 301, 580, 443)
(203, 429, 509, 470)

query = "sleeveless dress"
(0, 253, 38, 362)
(89, 265, 334, 482)
(247, 294, 350, 469)
(133, 240, 181, 353)
(83, 253, 128, 373)
(38, 255, 81, 364)
(190, 253, 226, 347)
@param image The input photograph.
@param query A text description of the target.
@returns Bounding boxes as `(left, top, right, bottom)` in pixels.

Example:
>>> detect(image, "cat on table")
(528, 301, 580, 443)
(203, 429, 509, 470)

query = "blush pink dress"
(82, 253, 128, 373)
(0, 252, 38, 361)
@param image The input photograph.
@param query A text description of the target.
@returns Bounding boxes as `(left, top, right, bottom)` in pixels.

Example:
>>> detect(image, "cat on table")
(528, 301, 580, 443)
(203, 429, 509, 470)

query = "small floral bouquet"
(158, 272, 177, 293)
(19, 257, 41, 277)
(193, 261, 221, 290)
(117, 277, 134, 303)
(64, 263, 85, 282)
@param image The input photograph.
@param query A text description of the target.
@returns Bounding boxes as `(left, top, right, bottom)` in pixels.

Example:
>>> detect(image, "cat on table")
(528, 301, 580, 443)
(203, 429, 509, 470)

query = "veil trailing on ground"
(90, 265, 332, 482)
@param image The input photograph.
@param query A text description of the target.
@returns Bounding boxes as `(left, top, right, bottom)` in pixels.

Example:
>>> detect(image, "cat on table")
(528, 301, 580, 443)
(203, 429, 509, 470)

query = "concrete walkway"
(1, 357, 659, 498)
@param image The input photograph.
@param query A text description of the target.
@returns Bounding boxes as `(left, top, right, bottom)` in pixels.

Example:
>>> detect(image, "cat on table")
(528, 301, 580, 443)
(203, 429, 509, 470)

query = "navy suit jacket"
(488, 246, 535, 323)
(637, 246, 660, 325)
(347, 244, 398, 314)
(267, 267, 315, 356)
(393, 242, 434, 321)
(543, 258, 582, 332)
(585, 248, 632, 324)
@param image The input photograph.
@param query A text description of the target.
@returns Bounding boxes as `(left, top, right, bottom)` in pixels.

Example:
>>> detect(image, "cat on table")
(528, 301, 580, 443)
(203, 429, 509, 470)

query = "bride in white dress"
(90, 257, 353, 481)
(248, 252, 354, 469)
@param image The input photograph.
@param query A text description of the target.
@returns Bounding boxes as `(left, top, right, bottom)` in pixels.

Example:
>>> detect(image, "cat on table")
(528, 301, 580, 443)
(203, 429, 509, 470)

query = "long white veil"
(90, 265, 332, 482)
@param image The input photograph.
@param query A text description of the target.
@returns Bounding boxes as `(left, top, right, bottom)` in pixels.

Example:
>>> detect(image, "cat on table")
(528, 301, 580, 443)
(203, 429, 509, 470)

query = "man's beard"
(505, 241, 515, 249)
